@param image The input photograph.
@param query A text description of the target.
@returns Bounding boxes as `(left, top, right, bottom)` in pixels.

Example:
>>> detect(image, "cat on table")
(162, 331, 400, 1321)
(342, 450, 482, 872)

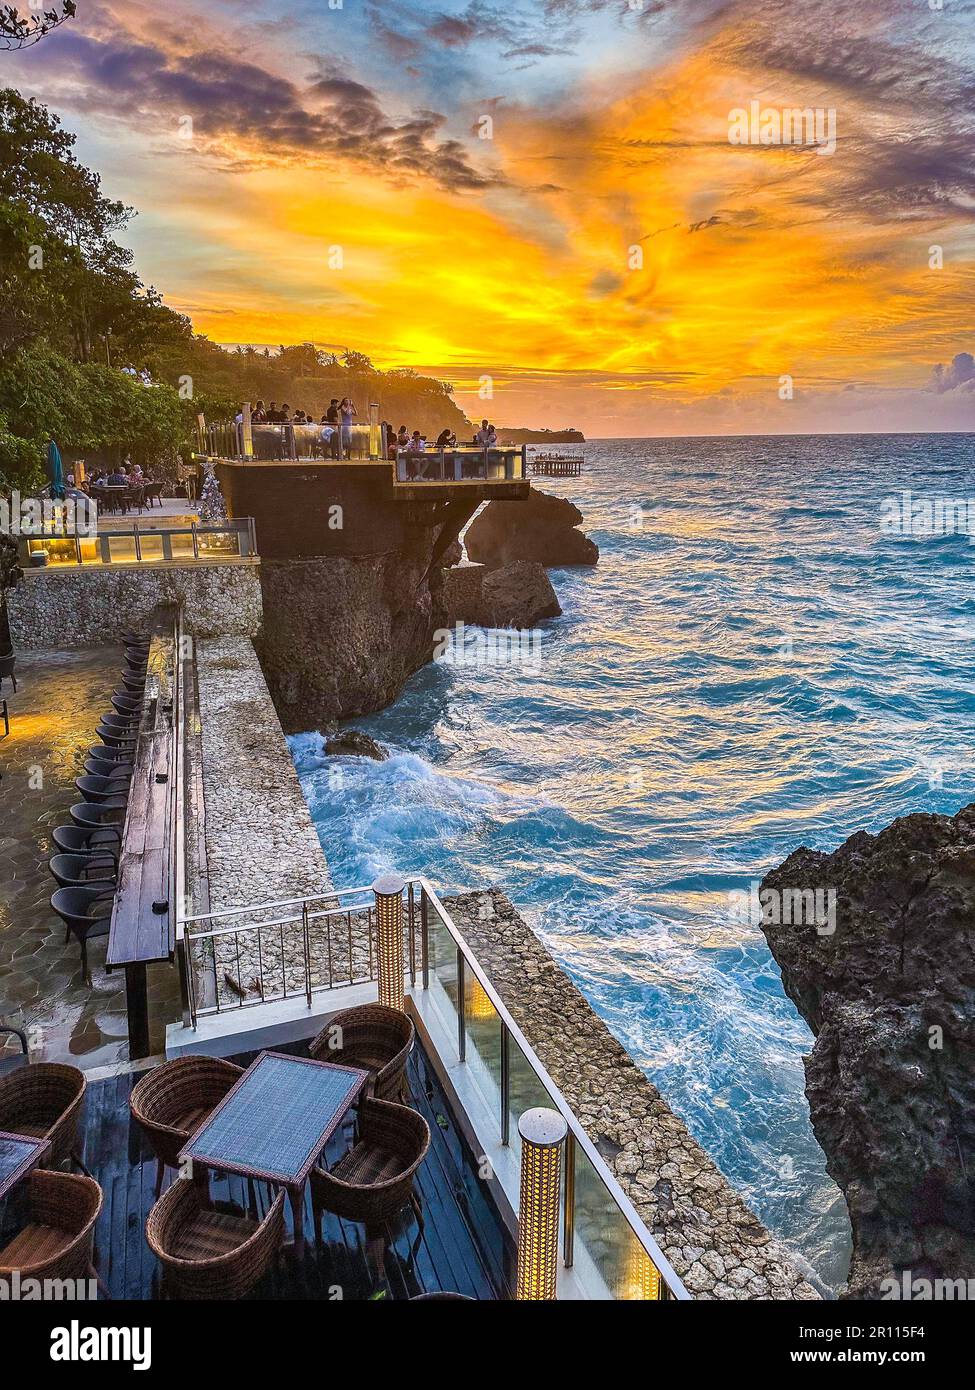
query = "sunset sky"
(6, 0, 975, 435)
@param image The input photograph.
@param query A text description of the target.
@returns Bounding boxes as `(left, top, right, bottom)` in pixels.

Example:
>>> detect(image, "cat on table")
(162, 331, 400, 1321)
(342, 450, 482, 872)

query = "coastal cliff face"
(257, 541, 448, 734)
(465, 489, 599, 569)
(760, 804, 975, 1298)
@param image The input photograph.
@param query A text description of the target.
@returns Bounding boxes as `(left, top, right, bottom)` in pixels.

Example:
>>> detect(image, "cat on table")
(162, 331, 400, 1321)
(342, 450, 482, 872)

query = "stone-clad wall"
(192, 637, 336, 1007)
(443, 887, 822, 1301)
(7, 562, 263, 649)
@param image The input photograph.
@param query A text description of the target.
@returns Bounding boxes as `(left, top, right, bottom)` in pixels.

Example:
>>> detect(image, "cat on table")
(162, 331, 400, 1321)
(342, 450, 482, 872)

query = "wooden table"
(0, 1130, 49, 1201)
(106, 627, 176, 1057)
(179, 1052, 368, 1259)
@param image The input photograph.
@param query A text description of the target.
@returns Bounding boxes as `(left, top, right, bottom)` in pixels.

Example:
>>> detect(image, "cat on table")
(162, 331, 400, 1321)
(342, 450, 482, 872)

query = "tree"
(0, 2, 75, 51)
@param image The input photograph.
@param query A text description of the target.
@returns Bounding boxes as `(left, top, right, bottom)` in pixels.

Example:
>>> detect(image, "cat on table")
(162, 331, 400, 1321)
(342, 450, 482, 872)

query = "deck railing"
(21, 519, 256, 567)
(177, 878, 689, 1301)
(394, 446, 525, 483)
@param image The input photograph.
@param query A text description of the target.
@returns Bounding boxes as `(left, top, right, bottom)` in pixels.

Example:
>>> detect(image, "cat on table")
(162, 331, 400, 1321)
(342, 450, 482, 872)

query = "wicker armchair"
(0, 1062, 86, 1168)
(310, 1097, 430, 1232)
(309, 1004, 415, 1101)
(130, 1056, 244, 1197)
(146, 1179, 285, 1299)
(0, 1171, 103, 1283)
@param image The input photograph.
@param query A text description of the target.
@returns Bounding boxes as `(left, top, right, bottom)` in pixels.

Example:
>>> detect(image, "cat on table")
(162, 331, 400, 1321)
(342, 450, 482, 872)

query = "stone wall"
(7, 562, 263, 649)
(192, 638, 338, 1008)
(444, 887, 821, 1301)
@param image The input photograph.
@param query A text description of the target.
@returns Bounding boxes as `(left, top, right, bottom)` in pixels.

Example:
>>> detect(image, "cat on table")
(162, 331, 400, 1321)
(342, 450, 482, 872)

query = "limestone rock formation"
(443, 561, 562, 629)
(324, 729, 388, 761)
(441, 539, 463, 568)
(464, 490, 598, 569)
(257, 547, 448, 733)
(760, 804, 975, 1298)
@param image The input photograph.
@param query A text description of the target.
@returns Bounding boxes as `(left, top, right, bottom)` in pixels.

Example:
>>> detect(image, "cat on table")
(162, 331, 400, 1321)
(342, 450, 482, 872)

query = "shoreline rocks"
(464, 489, 599, 569)
(324, 729, 388, 761)
(760, 803, 975, 1298)
(443, 560, 562, 629)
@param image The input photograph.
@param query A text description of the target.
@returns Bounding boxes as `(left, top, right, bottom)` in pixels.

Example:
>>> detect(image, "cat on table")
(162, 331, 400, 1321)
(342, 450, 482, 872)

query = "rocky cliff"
(465, 489, 599, 569)
(760, 804, 975, 1297)
(257, 534, 448, 734)
(443, 561, 561, 629)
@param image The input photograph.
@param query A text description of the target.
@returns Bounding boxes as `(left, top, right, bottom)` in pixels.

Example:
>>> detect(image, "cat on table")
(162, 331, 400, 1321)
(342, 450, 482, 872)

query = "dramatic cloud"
(4, 0, 973, 434)
(931, 352, 975, 393)
(20, 25, 496, 192)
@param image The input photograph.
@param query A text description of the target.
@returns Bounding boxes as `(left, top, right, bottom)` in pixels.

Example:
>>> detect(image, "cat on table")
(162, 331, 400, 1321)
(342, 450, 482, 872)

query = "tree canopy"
(0, 85, 472, 493)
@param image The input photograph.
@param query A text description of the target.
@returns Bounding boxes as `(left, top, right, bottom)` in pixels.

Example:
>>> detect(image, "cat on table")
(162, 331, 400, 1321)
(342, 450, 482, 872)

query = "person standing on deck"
(339, 397, 357, 458)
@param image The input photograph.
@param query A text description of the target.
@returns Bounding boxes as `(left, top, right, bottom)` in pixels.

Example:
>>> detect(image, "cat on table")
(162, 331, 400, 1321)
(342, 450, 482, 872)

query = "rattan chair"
(0, 1062, 87, 1168)
(310, 1097, 430, 1233)
(309, 1004, 415, 1101)
(0, 1171, 103, 1283)
(146, 1180, 285, 1299)
(130, 1055, 245, 1197)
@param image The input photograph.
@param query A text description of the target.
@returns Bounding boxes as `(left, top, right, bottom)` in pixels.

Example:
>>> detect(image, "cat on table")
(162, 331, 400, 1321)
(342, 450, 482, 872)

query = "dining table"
(178, 1051, 369, 1259)
(0, 1130, 50, 1202)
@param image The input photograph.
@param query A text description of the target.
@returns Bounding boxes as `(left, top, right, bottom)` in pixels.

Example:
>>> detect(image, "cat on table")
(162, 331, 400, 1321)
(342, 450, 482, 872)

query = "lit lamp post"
(372, 872, 406, 1012)
(516, 1107, 568, 1300)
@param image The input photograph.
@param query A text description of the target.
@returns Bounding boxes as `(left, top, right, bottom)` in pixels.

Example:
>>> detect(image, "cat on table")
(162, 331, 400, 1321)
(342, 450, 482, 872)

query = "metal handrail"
(414, 877, 689, 1300)
(176, 870, 687, 1299)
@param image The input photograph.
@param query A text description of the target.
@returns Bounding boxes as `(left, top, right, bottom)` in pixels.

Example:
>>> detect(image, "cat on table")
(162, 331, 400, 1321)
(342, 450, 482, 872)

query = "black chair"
(70, 800, 127, 830)
(95, 728, 138, 750)
(111, 694, 141, 717)
(121, 630, 149, 646)
(49, 854, 116, 891)
(74, 774, 131, 804)
(100, 712, 139, 731)
(50, 886, 114, 982)
(86, 744, 133, 766)
(84, 756, 133, 780)
(0, 652, 16, 694)
(52, 824, 121, 858)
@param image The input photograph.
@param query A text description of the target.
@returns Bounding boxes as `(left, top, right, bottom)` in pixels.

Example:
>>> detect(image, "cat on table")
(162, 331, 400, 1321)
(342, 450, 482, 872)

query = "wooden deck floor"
(78, 1037, 515, 1300)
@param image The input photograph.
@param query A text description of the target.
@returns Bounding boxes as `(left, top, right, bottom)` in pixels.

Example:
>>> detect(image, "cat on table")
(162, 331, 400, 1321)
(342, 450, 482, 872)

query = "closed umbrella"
(46, 439, 65, 500)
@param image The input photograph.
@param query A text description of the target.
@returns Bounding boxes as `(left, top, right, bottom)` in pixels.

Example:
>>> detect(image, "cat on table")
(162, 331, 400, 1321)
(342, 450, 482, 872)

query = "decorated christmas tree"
(199, 465, 232, 549)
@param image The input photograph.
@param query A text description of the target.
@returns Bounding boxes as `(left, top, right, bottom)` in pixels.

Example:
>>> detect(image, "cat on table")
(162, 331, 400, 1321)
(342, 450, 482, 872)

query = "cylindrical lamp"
(516, 1107, 568, 1300)
(373, 872, 406, 1012)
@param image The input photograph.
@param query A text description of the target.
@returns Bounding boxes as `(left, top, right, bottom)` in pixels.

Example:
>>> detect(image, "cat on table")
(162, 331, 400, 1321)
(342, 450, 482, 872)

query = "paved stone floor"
(0, 648, 181, 1068)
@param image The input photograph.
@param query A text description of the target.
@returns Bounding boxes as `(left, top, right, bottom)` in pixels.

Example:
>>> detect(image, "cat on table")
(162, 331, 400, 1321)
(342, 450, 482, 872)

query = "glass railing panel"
(573, 1143, 664, 1299)
(506, 1032, 555, 1166)
(426, 905, 460, 1039)
(462, 971, 503, 1118)
(136, 535, 165, 563)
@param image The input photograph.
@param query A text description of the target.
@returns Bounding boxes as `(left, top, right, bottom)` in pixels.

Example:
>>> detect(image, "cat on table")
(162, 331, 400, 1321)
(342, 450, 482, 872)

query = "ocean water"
(291, 433, 975, 1292)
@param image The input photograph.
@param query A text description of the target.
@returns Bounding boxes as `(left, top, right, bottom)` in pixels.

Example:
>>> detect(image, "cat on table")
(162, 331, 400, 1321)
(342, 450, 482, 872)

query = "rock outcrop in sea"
(760, 804, 975, 1298)
(443, 560, 562, 629)
(324, 729, 388, 761)
(465, 490, 599, 569)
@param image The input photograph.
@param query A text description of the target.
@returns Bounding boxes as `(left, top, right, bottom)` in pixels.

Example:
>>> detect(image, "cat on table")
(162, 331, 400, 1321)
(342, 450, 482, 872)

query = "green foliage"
(0, 344, 184, 488)
(0, 83, 475, 473)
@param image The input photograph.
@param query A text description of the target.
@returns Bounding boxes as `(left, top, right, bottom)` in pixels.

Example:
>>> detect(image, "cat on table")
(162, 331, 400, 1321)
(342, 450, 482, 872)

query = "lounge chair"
(309, 1004, 415, 1101)
(0, 1171, 102, 1284)
(309, 1097, 430, 1237)
(130, 1056, 245, 1198)
(0, 1062, 87, 1168)
(146, 1180, 285, 1299)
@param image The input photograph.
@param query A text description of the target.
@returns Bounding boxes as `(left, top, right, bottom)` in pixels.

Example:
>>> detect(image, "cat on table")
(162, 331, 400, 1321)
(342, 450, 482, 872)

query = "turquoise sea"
(291, 432, 975, 1291)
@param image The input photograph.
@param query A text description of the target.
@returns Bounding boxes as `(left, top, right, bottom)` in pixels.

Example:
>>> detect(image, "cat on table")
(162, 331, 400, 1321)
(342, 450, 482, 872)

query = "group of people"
(387, 419, 503, 480)
(246, 398, 358, 459)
